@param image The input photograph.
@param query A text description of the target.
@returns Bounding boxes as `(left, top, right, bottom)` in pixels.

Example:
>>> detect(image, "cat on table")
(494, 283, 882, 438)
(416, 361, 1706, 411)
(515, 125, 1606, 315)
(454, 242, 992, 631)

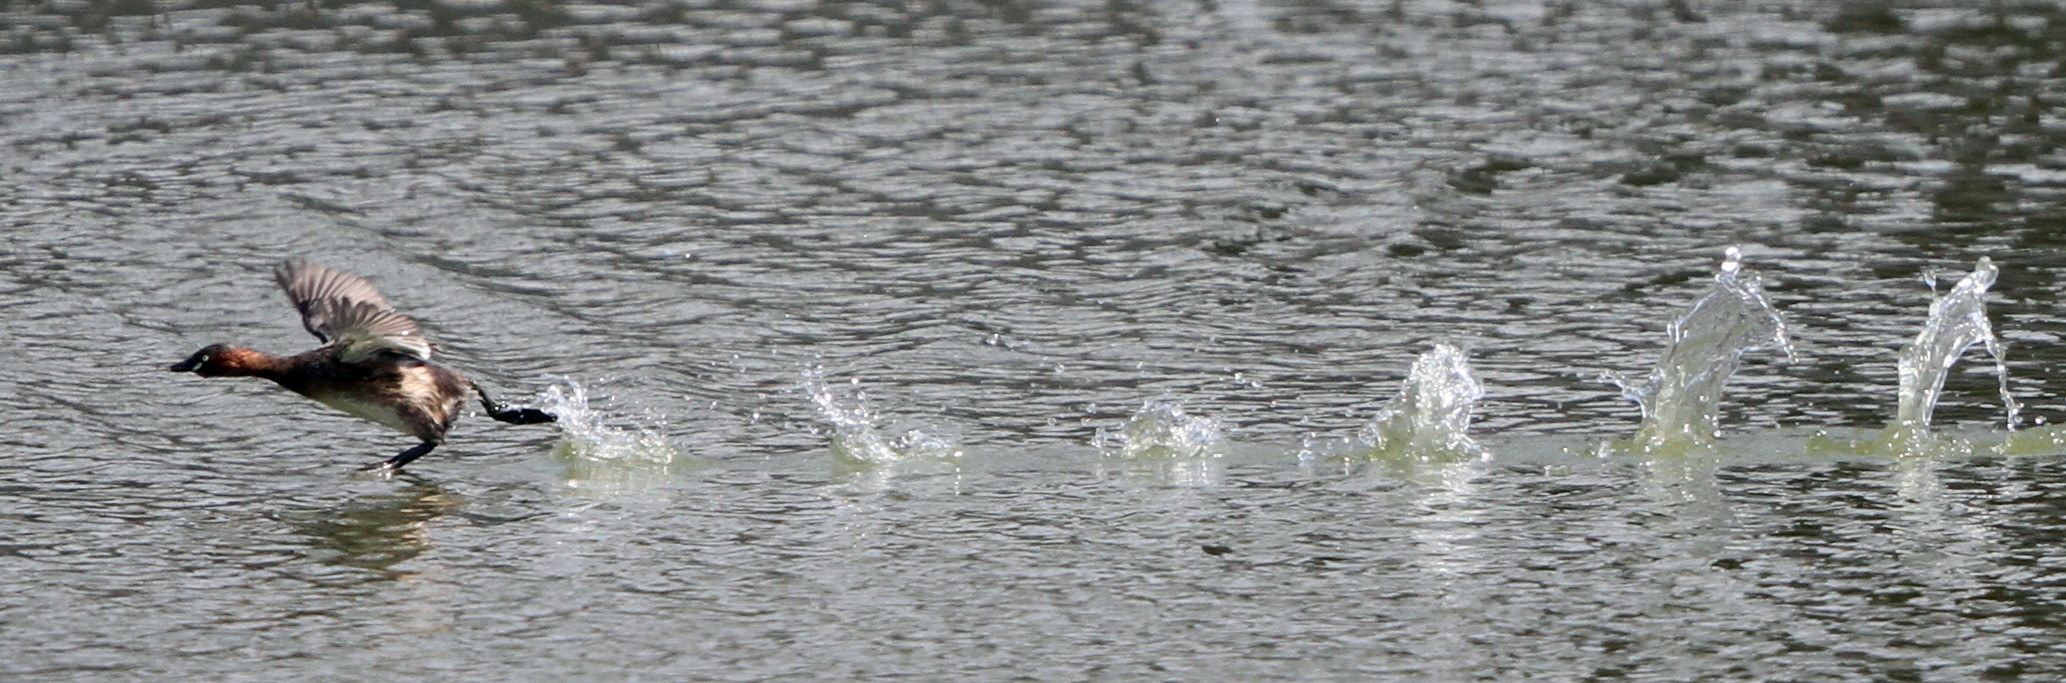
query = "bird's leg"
(472, 382, 557, 425)
(363, 441, 438, 472)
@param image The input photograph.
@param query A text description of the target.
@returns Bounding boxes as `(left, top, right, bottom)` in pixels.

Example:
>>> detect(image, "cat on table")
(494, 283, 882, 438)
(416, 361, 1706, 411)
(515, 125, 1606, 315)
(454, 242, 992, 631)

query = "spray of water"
(1352, 342, 1487, 462)
(1807, 257, 2019, 458)
(1892, 257, 2017, 432)
(537, 379, 679, 493)
(1612, 246, 1794, 451)
(1096, 399, 1225, 459)
(801, 371, 963, 468)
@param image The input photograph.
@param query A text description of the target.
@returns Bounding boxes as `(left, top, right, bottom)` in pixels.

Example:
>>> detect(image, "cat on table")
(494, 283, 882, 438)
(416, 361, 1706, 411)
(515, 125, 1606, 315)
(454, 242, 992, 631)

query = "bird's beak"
(169, 352, 207, 372)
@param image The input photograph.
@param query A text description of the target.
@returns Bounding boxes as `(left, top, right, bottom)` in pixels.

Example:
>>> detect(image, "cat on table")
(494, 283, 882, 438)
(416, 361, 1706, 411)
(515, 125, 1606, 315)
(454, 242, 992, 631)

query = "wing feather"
(272, 260, 433, 362)
(274, 260, 396, 343)
(318, 300, 434, 362)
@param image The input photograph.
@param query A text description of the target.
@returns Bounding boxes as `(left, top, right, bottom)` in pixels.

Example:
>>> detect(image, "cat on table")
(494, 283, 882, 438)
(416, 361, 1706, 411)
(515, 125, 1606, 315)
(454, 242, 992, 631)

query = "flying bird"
(170, 260, 556, 471)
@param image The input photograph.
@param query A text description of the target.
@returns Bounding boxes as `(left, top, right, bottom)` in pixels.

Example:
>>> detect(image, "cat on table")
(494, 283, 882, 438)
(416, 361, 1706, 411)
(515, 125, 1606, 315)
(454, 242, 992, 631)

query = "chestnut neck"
(213, 347, 292, 379)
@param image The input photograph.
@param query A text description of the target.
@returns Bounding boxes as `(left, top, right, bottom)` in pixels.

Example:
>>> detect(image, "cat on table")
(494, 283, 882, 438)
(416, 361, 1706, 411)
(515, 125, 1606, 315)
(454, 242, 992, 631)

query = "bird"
(170, 259, 556, 471)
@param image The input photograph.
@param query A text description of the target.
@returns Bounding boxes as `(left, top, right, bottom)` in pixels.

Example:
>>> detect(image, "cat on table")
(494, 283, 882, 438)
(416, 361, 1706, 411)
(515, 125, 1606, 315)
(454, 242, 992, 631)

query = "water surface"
(8, 1, 2066, 679)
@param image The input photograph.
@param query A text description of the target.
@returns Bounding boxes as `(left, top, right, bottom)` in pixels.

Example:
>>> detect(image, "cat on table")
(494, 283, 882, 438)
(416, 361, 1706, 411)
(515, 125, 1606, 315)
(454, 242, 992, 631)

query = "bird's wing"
(314, 299, 434, 363)
(275, 260, 398, 343)
(273, 260, 432, 361)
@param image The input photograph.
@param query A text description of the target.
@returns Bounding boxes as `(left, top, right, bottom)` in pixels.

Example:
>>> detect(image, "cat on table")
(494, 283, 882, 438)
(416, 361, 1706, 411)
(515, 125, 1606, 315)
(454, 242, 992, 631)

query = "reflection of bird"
(170, 260, 556, 471)
(299, 483, 461, 580)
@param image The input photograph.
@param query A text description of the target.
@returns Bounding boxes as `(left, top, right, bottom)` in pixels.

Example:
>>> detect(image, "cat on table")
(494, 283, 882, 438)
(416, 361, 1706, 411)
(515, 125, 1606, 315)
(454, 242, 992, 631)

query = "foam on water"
(1100, 456, 1227, 488)
(1346, 342, 1487, 463)
(1611, 246, 1794, 452)
(1096, 398, 1226, 459)
(2001, 426, 2066, 456)
(801, 371, 964, 468)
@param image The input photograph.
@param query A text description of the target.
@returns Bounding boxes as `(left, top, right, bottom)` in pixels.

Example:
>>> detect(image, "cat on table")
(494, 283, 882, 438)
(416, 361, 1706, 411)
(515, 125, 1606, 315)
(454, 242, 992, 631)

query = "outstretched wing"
(274, 260, 432, 361)
(276, 260, 395, 342)
(315, 299, 434, 362)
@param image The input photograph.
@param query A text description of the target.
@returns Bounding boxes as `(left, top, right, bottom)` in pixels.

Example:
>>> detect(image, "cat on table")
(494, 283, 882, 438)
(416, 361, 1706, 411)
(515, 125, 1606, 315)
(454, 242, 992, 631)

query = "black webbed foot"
(471, 381, 558, 425)
(490, 406, 557, 425)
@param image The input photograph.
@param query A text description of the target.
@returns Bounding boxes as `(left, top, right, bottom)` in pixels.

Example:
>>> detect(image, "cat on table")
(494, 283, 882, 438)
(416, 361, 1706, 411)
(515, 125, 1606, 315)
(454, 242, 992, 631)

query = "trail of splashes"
(801, 371, 962, 467)
(1353, 342, 1486, 462)
(1893, 257, 2017, 432)
(539, 380, 676, 463)
(1096, 399, 1225, 459)
(1611, 246, 1794, 451)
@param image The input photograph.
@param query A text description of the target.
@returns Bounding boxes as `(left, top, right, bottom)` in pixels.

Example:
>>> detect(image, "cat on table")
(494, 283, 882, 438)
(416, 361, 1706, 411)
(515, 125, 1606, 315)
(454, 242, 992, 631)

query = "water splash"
(1096, 399, 1225, 459)
(540, 380, 678, 464)
(538, 379, 679, 493)
(1892, 257, 2016, 432)
(1612, 246, 1794, 450)
(1805, 258, 2017, 458)
(1351, 342, 1487, 463)
(801, 371, 963, 468)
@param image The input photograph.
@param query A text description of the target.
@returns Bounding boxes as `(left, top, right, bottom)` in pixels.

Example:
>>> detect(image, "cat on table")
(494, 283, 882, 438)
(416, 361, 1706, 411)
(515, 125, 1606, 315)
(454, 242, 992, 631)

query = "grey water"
(15, 1, 2066, 680)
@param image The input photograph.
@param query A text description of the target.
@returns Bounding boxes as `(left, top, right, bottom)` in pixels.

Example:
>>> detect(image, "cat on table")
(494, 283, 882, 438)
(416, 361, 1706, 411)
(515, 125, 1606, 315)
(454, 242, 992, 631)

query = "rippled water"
(10, 0, 2066, 679)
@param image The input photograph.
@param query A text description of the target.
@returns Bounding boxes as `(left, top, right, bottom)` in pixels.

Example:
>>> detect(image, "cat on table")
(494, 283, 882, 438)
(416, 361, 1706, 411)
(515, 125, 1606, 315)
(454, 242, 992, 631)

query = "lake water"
(8, 0, 2066, 679)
